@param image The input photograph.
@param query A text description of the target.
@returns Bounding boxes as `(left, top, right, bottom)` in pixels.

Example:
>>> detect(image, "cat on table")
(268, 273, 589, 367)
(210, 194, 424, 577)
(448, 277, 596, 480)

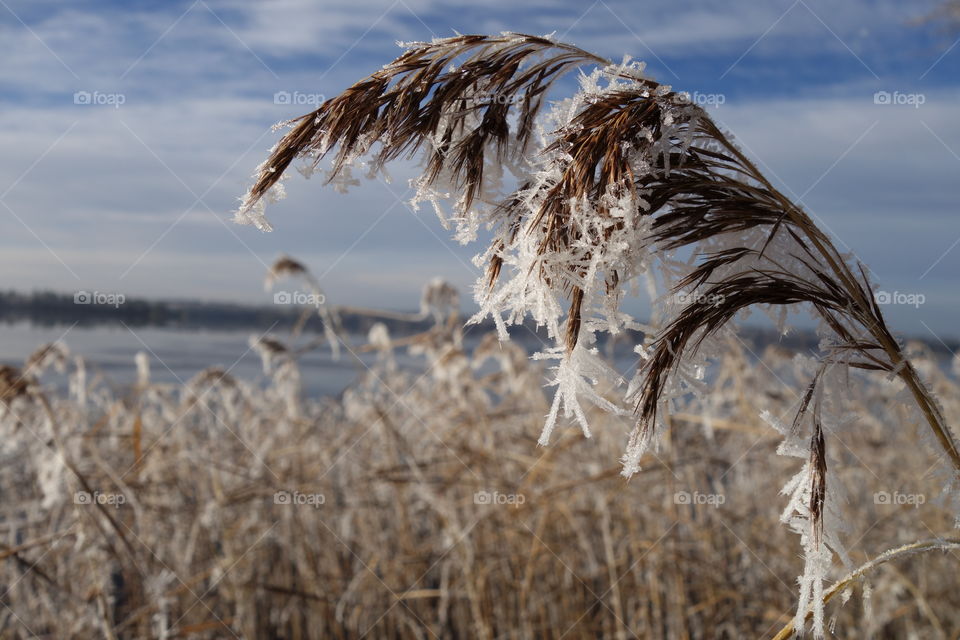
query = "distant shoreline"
(0, 290, 956, 358)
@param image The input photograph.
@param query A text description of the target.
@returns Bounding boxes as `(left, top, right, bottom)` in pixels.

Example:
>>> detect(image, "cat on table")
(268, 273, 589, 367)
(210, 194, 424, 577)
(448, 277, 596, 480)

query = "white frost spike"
(621, 416, 660, 478)
(536, 344, 629, 446)
(234, 162, 288, 232)
(233, 195, 274, 232)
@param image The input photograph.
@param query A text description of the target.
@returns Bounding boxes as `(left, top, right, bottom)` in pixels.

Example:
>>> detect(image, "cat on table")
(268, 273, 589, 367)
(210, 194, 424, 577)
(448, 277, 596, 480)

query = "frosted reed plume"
(235, 34, 960, 636)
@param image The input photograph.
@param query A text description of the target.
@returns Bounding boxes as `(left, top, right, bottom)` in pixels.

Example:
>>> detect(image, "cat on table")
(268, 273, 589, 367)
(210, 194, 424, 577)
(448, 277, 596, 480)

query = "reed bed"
(0, 311, 957, 638)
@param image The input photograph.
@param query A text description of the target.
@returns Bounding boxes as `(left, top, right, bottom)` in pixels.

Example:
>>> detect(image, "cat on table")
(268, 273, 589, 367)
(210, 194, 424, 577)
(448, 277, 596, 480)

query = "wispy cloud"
(0, 0, 957, 333)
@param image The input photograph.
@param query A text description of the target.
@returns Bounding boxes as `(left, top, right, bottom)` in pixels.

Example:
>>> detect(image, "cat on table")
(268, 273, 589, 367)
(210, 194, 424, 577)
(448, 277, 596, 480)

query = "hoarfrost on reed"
(234, 34, 960, 637)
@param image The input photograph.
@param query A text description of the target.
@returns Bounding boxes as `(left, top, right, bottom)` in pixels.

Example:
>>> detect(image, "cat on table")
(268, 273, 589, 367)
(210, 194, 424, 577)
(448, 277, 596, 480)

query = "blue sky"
(1, 0, 959, 339)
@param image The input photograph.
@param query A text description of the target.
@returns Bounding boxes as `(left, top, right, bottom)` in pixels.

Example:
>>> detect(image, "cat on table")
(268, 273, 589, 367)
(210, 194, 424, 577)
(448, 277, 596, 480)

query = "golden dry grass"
(0, 324, 957, 638)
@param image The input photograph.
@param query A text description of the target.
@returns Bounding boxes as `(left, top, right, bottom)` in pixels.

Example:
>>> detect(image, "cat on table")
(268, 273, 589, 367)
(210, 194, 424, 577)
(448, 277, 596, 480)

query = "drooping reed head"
(234, 34, 959, 638)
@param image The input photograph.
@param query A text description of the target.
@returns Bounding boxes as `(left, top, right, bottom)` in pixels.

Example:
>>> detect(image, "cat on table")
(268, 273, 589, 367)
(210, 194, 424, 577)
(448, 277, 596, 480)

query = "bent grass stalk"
(771, 537, 960, 640)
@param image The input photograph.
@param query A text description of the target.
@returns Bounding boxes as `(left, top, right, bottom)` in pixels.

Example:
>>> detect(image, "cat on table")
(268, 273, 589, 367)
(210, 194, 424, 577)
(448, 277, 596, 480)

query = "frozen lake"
(0, 322, 399, 398)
